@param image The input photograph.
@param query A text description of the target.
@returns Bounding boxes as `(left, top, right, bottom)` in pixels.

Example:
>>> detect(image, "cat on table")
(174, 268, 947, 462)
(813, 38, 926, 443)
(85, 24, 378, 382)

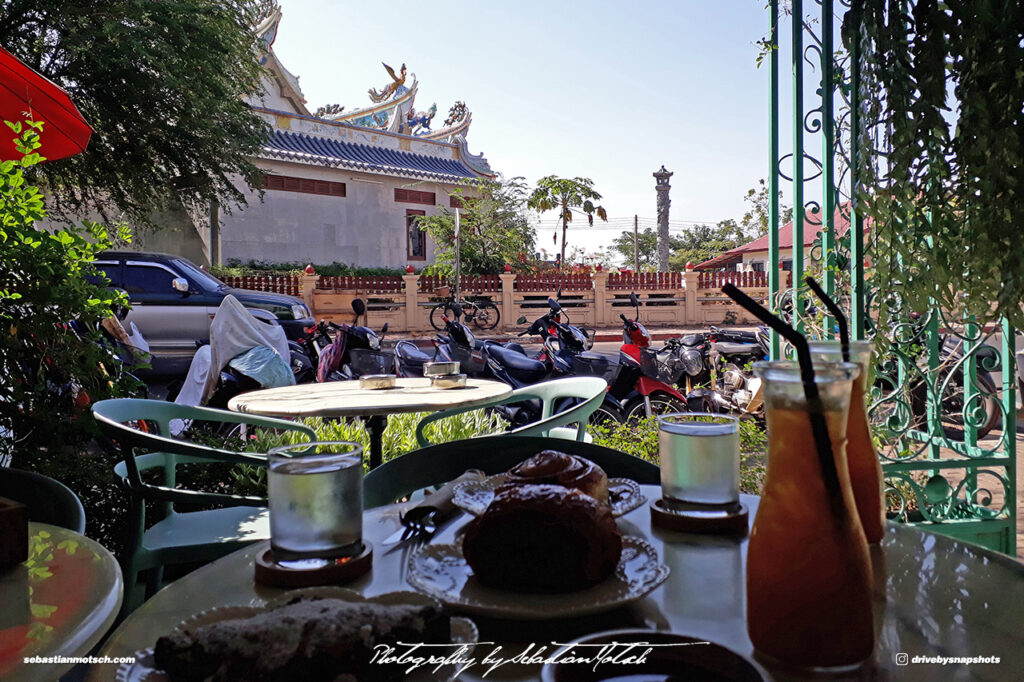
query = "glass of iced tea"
(267, 441, 364, 560)
(657, 413, 740, 507)
(809, 339, 885, 544)
(746, 361, 874, 673)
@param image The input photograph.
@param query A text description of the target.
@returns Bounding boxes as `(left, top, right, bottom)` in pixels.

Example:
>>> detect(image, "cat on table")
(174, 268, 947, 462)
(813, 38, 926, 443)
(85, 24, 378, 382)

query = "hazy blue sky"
(272, 1, 775, 256)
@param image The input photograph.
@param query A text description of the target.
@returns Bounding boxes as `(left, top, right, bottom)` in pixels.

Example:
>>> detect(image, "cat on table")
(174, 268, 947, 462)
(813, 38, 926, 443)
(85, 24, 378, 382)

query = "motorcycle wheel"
(872, 371, 1000, 442)
(624, 395, 687, 423)
(471, 301, 501, 330)
(588, 403, 623, 429)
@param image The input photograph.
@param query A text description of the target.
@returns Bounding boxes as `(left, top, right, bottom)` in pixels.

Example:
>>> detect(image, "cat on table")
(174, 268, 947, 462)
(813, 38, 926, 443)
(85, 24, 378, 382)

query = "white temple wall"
(218, 159, 463, 269)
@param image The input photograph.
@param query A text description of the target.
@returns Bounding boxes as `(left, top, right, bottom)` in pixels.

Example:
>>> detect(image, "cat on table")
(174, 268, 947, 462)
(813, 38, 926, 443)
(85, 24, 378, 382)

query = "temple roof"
(261, 130, 481, 181)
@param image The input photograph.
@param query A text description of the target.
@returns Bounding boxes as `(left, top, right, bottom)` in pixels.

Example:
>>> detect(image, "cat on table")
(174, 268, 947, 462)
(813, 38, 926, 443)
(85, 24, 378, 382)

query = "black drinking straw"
(721, 284, 842, 506)
(805, 276, 850, 363)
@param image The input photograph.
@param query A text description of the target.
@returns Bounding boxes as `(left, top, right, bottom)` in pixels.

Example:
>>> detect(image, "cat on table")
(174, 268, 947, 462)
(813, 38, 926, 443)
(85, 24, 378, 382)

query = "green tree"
(416, 177, 537, 276)
(610, 228, 684, 270)
(0, 122, 135, 464)
(668, 221, 749, 271)
(739, 178, 793, 238)
(527, 176, 608, 267)
(0, 0, 271, 223)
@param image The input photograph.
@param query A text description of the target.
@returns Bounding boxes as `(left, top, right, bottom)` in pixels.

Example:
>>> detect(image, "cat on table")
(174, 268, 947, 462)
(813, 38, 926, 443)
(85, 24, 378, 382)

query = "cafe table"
(86, 485, 1023, 681)
(1, 523, 123, 682)
(228, 377, 512, 468)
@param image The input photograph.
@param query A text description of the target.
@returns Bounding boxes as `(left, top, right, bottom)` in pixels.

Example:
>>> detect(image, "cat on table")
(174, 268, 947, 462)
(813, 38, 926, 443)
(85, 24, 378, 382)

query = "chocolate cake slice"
(154, 599, 449, 682)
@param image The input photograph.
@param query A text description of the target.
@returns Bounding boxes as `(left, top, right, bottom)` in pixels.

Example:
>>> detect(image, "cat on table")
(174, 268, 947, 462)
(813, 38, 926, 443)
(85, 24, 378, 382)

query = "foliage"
(0, 123, 136, 464)
(610, 228, 684, 270)
(211, 261, 406, 278)
(846, 1, 1024, 330)
(738, 178, 793, 238)
(590, 416, 768, 494)
(416, 177, 537, 277)
(668, 221, 749, 271)
(0, 0, 271, 224)
(527, 176, 608, 266)
(229, 410, 509, 491)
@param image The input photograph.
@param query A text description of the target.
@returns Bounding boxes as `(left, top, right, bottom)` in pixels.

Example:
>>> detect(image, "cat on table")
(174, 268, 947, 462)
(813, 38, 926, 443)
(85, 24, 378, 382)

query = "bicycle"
(428, 287, 500, 331)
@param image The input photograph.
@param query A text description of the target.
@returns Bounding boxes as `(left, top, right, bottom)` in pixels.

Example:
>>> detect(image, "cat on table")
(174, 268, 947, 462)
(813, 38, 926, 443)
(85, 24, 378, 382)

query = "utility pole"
(654, 166, 673, 272)
(633, 215, 640, 272)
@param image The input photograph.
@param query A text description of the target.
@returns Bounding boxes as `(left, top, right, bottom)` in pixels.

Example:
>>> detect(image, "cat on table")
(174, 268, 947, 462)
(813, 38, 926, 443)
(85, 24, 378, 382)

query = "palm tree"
(527, 176, 608, 266)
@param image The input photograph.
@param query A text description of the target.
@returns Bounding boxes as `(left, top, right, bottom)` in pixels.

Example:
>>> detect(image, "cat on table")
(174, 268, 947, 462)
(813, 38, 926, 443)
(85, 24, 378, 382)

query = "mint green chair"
(415, 376, 608, 448)
(0, 468, 86, 533)
(92, 399, 315, 614)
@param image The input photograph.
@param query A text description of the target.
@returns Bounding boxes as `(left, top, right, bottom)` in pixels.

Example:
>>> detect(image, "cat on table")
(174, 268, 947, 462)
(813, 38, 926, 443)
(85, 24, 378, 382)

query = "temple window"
(406, 209, 426, 260)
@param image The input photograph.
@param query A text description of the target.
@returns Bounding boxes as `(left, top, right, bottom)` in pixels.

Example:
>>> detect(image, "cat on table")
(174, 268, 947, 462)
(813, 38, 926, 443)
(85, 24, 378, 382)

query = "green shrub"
(227, 410, 508, 494)
(591, 415, 768, 494)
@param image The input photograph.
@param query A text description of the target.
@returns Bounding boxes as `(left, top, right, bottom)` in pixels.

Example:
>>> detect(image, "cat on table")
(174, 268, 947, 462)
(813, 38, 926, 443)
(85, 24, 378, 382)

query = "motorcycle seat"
(486, 343, 548, 381)
(713, 341, 761, 355)
(395, 342, 433, 366)
(502, 342, 527, 356)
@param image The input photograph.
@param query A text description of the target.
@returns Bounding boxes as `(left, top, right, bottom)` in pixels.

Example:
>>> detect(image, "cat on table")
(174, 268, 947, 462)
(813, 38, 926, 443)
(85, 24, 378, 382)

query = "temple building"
(140, 5, 495, 268)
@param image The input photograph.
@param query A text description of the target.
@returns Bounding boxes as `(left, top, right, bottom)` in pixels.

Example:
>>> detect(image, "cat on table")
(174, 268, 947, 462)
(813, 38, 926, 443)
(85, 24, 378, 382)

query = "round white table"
(1, 523, 123, 681)
(87, 487, 1024, 681)
(228, 378, 512, 468)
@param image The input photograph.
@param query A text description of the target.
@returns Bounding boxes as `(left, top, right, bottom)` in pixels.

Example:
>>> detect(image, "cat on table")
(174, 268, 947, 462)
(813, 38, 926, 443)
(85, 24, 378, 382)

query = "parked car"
(91, 251, 313, 374)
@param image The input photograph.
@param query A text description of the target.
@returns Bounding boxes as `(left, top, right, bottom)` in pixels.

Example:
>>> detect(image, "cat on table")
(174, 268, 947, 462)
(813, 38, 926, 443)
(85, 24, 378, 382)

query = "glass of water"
(657, 413, 740, 507)
(267, 441, 364, 560)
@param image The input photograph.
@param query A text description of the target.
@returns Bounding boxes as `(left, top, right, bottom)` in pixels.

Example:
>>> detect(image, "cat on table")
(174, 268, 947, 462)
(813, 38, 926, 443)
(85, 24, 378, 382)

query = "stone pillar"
(301, 267, 318, 313)
(403, 274, 420, 331)
(654, 166, 673, 273)
(683, 268, 700, 325)
(592, 270, 609, 326)
(499, 272, 516, 331)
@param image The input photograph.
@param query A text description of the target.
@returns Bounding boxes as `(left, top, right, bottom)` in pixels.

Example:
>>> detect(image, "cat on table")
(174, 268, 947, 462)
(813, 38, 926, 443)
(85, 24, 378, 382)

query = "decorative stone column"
(682, 265, 699, 325)
(499, 270, 516, 331)
(654, 166, 673, 273)
(302, 265, 318, 313)
(591, 269, 609, 326)
(403, 274, 421, 331)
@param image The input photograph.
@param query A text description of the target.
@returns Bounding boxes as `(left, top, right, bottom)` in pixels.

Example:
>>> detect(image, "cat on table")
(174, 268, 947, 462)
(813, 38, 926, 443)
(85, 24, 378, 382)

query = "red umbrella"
(0, 45, 92, 161)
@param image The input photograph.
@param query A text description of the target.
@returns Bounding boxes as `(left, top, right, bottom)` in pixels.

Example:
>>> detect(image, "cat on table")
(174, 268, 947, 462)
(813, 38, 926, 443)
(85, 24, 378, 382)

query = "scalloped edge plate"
(116, 589, 477, 682)
(406, 536, 669, 620)
(453, 476, 646, 517)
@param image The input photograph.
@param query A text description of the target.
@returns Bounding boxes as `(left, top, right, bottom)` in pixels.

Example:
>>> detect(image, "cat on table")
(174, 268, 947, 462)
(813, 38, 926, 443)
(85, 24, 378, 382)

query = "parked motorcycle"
(316, 299, 392, 381)
(657, 325, 769, 417)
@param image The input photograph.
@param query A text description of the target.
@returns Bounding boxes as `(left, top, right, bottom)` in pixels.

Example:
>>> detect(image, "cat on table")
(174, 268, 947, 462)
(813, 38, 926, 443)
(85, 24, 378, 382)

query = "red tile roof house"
(694, 205, 864, 273)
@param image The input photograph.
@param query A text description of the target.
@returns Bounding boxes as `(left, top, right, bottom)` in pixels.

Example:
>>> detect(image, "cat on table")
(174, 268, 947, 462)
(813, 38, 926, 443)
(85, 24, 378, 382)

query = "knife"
(382, 469, 485, 546)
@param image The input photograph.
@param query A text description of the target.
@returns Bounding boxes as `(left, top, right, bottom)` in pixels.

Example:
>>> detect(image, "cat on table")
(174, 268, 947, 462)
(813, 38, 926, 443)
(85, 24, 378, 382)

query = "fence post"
(302, 268, 318, 313)
(499, 271, 516, 331)
(591, 270, 609, 326)
(683, 268, 700, 325)
(403, 274, 420, 331)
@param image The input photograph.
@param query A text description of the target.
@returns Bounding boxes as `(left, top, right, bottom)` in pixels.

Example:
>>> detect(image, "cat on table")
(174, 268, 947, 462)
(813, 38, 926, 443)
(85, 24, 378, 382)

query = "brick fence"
(221, 270, 777, 332)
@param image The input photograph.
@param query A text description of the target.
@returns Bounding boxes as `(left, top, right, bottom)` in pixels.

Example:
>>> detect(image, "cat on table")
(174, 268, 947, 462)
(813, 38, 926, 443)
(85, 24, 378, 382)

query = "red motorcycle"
(607, 292, 689, 422)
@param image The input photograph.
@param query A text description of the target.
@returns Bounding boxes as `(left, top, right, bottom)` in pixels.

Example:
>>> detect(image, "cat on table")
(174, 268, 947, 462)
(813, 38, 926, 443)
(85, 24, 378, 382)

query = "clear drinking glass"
(746, 361, 873, 672)
(267, 441, 364, 560)
(657, 413, 740, 506)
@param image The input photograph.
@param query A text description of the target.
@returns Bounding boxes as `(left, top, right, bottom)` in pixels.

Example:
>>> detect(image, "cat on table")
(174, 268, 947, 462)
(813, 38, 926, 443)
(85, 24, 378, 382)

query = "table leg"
(365, 415, 387, 469)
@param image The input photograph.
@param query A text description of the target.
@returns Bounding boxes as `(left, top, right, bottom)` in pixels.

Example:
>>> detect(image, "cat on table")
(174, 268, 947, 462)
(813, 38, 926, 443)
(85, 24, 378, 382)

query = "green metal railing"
(766, 0, 1018, 555)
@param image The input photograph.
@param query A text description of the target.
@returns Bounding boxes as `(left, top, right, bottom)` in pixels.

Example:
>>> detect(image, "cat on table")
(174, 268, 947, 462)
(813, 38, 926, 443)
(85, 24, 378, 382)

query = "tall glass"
(809, 340, 885, 544)
(658, 413, 740, 506)
(267, 441, 364, 560)
(746, 361, 873, 672)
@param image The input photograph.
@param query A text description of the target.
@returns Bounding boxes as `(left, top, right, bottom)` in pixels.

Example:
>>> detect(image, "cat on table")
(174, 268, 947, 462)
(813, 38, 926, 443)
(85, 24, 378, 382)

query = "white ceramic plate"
(406, 536, 669, 620)
(116, 588, 477, 682)
(453, 476, 646, 517)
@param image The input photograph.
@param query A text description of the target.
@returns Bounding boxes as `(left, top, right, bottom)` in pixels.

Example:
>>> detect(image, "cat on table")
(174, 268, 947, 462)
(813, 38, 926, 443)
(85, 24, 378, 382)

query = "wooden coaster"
(254, 542, 373, 588)
(650, 498, 749, 536)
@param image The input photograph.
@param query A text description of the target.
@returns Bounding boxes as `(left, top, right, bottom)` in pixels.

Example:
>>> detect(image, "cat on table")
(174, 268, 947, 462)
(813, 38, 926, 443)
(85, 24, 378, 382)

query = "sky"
(272, 1, 776, 260)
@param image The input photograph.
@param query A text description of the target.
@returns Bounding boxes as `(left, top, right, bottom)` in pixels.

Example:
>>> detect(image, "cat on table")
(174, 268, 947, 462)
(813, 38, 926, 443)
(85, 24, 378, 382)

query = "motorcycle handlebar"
(619, 313, 628, 323)
(518, 330, 531, 337)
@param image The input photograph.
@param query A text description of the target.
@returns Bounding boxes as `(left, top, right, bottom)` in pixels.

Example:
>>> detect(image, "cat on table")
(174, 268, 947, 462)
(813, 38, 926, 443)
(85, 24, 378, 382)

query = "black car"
(92, 251, 314, 374)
